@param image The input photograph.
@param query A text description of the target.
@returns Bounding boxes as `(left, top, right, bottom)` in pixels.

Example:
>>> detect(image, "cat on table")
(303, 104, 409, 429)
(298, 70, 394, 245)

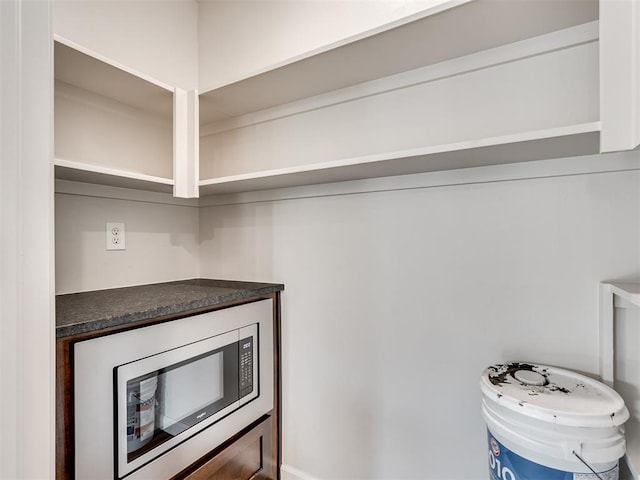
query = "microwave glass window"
(157, 352, 224, 433)
(124, 342, 239, 463)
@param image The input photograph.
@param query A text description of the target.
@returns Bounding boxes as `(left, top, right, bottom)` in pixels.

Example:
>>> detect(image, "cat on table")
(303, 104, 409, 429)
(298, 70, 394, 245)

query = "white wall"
(55, 81, 174, 179)
(53, 0, 198, 89)
(0, 0, 54, 478)
(198, 154, 640, 479)
(198, 0, 447, 91)
(55, 185, 200, 294)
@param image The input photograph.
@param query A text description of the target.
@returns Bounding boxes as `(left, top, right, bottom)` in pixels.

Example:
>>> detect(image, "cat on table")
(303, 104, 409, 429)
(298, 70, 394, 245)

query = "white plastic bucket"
(481, 363, 629, 480)
(126, 375, 158, 453)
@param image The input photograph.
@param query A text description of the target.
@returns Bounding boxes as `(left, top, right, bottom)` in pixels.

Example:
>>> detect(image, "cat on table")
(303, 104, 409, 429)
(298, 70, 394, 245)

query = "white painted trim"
(198, 0, 469, 94)
(1, 3, 22, 477)
(599, 283, 615, 387)
(53, 34, 174, 92)
(55, 180, 199, 207)
(54, 158, 174, 185)
(281, 464, 322, 480)
(198, 149, 640, 207)
(2, 0, 55, 478)
(173, 88, 199, 198)
(599, 0, 640, 152)
(200, 21, 599, 136)
(598, 282, 640, 385)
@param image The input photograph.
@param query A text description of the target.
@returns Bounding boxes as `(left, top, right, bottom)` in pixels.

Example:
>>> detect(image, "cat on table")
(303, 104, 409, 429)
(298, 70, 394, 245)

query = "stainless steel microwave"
(74, 299, 273, 480)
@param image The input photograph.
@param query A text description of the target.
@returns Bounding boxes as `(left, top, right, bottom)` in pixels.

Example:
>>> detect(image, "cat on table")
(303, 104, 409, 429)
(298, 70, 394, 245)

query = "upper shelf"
(54, 40, 176, 194)
(54, 41, 173, 118)
(609, 283, 640, 309)
(199, 123, 600, 195)
(54, 160, 174, 194)
(199, 0, 598, 124)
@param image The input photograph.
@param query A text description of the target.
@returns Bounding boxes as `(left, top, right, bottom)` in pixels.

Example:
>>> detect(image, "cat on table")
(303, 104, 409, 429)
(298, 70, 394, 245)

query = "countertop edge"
(56, 281, 284, 339)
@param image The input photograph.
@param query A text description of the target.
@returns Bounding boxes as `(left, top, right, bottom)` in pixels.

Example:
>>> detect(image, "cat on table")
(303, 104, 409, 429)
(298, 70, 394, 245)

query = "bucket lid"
(481, 363, 629, 427)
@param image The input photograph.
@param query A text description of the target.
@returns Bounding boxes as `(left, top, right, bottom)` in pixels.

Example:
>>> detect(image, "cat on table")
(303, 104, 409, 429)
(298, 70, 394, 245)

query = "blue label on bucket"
(487, 431, 570, 480)
(486, 431, 618, 480)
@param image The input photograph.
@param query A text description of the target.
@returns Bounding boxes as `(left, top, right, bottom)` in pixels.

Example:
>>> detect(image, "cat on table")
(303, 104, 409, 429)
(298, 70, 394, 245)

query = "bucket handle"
(571, 451, 604, 480)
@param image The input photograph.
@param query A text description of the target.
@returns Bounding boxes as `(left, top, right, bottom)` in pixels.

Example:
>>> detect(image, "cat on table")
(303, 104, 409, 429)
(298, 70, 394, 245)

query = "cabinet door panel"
(178, 415, 273, 480)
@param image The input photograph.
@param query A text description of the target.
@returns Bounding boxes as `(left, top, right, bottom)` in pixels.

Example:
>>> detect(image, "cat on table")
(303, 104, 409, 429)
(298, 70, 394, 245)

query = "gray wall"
(198, 156, 640, 479)
(55, 189, 199, 294)
(54, 153, 640, 479)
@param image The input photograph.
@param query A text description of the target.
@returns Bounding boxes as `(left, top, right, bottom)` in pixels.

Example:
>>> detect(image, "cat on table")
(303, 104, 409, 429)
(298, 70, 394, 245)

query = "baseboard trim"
(281, 464, 321, 480)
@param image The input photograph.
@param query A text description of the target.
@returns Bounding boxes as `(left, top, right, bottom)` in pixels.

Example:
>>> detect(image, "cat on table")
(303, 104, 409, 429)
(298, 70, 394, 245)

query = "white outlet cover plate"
(106, 222, 126, 251)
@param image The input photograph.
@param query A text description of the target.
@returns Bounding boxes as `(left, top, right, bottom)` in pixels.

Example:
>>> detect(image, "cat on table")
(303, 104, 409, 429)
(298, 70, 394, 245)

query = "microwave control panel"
(239, 336, 253, 398)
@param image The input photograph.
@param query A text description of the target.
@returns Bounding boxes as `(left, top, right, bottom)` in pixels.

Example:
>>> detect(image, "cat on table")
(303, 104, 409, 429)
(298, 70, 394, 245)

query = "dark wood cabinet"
(56, 281, 282, 480)
(174, 415, 274, 480)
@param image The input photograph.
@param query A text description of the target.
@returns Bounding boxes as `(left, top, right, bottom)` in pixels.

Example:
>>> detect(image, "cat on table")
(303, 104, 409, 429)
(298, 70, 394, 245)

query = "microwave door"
(157, 352, 225, 434)
(156, 342, 239, 437)
(114, 330, 240, 479)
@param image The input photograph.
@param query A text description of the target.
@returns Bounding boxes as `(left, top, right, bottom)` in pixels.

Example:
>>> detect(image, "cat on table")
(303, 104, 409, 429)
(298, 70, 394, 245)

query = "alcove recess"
(197, 0, 602, 196)
(54, 40, 175, 193)
(600, 283, 640, 479)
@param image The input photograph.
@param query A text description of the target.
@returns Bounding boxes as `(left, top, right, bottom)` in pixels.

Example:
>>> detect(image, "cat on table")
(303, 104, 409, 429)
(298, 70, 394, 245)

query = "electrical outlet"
(106, 222, 126, 251)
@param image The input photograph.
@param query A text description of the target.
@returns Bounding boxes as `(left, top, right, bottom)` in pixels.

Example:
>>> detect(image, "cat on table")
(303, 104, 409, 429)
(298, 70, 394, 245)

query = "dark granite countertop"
(56, 278, 284, 338)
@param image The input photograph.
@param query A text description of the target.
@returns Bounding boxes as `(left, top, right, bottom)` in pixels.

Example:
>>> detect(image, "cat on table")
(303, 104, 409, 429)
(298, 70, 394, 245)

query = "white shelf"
(198, 123, 600, 195)
(610, 283, 640, 480)
(600, 283, 640, 479)
(199, 0, 597, 123)
(54, 40, 173, 117)
(54, 159, 174, 194)
(198, 0, 600, 196)
(54, 40, 176, 194)
(610, 283, 640, 309)
(626, 420, 640, 480)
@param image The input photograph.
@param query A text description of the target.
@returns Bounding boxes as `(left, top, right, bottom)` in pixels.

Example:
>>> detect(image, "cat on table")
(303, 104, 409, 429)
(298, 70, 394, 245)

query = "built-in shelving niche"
(600, 283, 640, 480)
(197, 0, 601, 196)
(54, 40, 175, 194)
